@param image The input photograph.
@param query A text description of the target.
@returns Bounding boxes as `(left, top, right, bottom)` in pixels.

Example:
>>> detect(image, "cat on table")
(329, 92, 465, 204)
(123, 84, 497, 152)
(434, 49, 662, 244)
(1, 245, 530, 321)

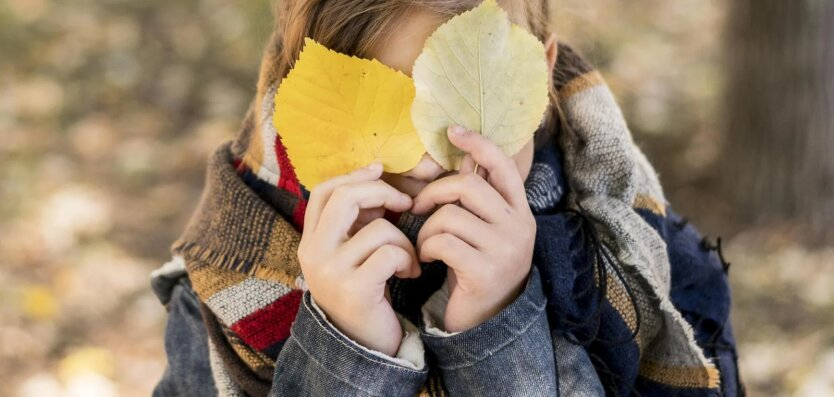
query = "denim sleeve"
(271, 291, 428, 396)
(153, 278, 220, 397)
(551, 333, 605, 396)
(153, 274, 428, 397)
(418, 266, 558, 396)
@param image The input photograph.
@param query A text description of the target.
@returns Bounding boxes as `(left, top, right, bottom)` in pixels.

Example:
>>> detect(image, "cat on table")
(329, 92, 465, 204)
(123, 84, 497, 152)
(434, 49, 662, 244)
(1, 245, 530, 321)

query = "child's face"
(371, 9, 557, 198)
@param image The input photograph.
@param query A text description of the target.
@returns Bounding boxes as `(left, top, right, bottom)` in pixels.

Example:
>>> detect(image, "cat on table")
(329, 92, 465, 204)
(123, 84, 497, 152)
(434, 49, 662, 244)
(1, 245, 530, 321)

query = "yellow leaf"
(273, 38, 426, 189)
(21, 285, 58, 321)
(411, 0, 550, 170)
(59, 346, 115, 380)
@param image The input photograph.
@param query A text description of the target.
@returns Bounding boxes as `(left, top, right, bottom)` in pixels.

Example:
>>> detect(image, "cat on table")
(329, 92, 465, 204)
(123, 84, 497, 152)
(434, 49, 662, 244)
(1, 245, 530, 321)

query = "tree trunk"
(722, 0, 834, 243)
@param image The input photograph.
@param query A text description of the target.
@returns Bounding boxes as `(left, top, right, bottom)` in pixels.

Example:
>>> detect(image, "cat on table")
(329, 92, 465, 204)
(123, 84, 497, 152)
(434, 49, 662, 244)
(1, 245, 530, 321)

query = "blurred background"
(0, 0, 831, 396)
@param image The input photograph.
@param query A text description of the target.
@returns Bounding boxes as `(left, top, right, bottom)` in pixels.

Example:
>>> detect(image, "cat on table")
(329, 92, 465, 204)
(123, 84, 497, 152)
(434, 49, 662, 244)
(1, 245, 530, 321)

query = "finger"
(459, 153, 488, 179)
(305, 162, 383, 232)
(347, 207, 386, 237)
(459, 153, 476, 174)
(318, 180, 413, 246)
(356, 244, 419, 287)
(447, 126, 528, 207)
(416, 203, 494, 252)
(412, 172, 509, 223)
(419, 232, 482, 275)
(335, 218, 420, 278)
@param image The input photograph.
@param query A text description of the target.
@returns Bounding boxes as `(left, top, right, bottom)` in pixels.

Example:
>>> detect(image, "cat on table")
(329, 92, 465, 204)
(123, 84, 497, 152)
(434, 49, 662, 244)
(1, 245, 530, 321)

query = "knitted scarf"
(160, 38, 722, 396)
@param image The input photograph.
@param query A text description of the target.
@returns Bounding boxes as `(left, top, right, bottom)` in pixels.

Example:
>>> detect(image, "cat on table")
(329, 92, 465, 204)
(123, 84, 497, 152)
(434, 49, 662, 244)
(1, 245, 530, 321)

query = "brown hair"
(257, 0, 559, 149)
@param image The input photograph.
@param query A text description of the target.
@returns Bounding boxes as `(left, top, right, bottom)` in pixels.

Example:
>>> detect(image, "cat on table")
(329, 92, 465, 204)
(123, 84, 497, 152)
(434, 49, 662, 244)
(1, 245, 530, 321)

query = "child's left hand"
(412, 126, 537, 333)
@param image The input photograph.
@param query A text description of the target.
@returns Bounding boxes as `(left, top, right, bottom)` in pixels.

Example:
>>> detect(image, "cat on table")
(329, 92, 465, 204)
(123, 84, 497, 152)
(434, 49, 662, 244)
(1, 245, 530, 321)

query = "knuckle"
(421, 236, 437, 254)
(462, 172, 482, 188)
(437, 233, 455, 249)
(469, 132, 488, 146)
(368, 216, 390, 228)
(378, 244, 405, 262)
(371, 179, 392, 191)
(329, 185, 352, 203)
(501, 155, 516, 169)
(367, 217, 393, 233)
(376, 244, 395, 258)
(437, 203, 457, 217)
(311, 177, 341, 198)
(309, 183, 327, 198)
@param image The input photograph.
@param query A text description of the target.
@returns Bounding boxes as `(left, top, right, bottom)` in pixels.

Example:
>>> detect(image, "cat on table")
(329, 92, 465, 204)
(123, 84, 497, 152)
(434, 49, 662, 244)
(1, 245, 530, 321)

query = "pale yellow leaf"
(273, 38, 425, 189)
(21, 285, 58, 321)
(58, 346, 115, 380)
(411, 0, 550, 170)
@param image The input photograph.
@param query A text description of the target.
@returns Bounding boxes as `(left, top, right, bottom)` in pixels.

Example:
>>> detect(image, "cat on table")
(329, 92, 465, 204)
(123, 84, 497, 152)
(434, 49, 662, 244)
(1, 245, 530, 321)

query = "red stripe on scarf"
(274, 135, 302, 197)
(274, 135, 308, 230)
(230, 289, 303, 351)
(292, 199, 307, 231)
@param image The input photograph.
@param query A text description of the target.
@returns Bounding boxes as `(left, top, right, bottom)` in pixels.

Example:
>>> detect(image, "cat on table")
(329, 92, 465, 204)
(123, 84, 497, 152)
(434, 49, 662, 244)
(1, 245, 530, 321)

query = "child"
(150, 1, 742, 396)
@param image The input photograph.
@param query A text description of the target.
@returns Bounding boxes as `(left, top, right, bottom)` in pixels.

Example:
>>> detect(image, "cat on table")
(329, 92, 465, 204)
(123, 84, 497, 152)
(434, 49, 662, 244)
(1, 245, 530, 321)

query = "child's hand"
(413, 126, 536, 333)
(297, 163, 422, 356)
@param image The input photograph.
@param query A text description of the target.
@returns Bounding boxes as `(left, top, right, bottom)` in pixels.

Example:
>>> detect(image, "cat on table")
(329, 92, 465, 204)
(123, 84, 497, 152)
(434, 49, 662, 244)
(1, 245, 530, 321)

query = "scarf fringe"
(173, 239, 302, 288)
(173, 240, 260, 275)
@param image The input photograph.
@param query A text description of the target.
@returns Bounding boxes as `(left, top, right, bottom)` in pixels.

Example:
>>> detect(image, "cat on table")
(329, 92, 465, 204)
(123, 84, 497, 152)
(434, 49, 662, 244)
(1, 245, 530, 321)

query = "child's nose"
(402, 153, 448, 182)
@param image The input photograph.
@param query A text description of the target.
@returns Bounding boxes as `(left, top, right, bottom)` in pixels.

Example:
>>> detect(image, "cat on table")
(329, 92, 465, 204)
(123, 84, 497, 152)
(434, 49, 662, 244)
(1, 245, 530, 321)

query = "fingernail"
(450, 125, 469, 136)
(365, 162, 381, 171)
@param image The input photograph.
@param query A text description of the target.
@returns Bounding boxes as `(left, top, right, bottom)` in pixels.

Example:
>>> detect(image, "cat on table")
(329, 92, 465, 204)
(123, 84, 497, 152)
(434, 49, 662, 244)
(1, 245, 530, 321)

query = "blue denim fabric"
(418, 266, 560, 396)
(153, 277, 218, 397)
(269, 290, 428, 397)
(551, 334, 604, 396)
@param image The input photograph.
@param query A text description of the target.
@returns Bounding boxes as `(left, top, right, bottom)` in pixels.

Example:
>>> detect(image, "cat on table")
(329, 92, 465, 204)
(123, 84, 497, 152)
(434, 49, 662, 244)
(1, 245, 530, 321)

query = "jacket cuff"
(419, 266, 548, 368)
(308, 294, 426, 370)
(420, 276, 458, 337)
(289, 291, 428, 392)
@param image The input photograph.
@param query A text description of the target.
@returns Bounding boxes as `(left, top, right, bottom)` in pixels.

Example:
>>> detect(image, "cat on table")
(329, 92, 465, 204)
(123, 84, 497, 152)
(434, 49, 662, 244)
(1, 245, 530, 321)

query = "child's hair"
(263, 0, 560, 149)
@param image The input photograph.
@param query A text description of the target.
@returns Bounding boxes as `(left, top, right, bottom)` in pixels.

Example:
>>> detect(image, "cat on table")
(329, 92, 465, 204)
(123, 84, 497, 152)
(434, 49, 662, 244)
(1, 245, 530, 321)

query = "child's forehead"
(368, 4, 532, 77)
(368, 9, 445, 77)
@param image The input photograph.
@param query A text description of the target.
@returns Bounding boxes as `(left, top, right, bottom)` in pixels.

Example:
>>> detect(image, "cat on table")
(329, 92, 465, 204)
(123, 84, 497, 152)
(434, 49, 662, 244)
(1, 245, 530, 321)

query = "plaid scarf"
(160, 39, 725, 396)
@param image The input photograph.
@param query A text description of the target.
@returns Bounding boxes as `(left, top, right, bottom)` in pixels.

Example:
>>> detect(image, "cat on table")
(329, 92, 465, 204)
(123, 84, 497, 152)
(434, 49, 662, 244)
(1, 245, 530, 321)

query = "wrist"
(444, 269, 530, 332)
(297, 291, 428, 386)
(420, 266, 551, 372)
(310, 295, 404, 356)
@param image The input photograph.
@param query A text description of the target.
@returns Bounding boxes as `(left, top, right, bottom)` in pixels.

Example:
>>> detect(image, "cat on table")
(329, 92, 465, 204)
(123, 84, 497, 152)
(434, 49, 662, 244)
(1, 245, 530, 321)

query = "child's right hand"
(297, 162, 421, 357)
